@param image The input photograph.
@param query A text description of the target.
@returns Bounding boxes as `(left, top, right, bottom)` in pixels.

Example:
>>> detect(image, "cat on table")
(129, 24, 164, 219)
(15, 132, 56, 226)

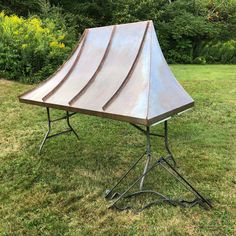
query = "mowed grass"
(0, 65, 235, 235)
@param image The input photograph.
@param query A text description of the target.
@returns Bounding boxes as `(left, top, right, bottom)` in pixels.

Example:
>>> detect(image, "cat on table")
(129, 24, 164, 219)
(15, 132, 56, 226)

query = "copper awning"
(19, 20, 194, 126)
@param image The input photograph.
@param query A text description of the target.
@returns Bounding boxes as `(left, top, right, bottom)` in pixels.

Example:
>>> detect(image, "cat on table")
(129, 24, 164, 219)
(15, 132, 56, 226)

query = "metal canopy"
(19, 20, 194, 125)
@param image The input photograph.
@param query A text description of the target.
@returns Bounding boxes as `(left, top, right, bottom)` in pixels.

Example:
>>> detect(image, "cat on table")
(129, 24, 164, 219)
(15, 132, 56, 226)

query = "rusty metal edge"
(68, 25, 117, 106)
(102, 21, 150, 111)
(19, 96, 194, 126)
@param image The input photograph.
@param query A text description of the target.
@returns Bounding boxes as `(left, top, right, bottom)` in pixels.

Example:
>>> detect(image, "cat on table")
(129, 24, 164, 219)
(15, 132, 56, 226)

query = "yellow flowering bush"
(0, 11, 76, 83)
(50, 41, 65, 48)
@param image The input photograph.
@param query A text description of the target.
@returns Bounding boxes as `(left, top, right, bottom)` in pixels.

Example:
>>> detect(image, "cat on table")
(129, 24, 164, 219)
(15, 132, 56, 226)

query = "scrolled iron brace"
(105, 120, 212, 212)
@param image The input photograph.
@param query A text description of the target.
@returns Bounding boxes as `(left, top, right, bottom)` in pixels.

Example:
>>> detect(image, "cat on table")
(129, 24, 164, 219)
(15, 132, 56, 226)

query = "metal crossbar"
(38, 107, 79, 154)
(131, 121, 176, 166)
(39, 108, 211, 212)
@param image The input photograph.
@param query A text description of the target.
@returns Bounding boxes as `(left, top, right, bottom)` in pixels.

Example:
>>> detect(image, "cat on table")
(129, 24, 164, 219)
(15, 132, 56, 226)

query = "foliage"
(50, 0, 114, 30)
(0, 0, 236, 83)
(192, 56, 207, 65)
(155, 1, 218, 63)
(0, 65, 236, 234)
(110, 0, 236, 64)
(0, 5, 76, 83)
(0, 0, 39, 16)
(201, 40, 236, 63)
(206, 0, 236, 40)
(51, 0, 235, 64)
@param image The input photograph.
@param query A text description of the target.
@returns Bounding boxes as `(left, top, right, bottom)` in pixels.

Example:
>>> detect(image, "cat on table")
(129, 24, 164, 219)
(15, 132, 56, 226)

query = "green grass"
(0, 65, 235, 236)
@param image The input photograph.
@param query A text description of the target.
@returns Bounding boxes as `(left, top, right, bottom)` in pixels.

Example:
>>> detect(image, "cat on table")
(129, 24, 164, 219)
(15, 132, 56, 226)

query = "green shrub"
(0, 11, 76, 83)
(193, 56, 207, 65)
(201, 40, 236, 64)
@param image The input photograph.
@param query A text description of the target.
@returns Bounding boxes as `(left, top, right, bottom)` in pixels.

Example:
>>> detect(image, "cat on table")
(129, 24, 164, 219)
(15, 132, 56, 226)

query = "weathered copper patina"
(19, 20, 194, 125)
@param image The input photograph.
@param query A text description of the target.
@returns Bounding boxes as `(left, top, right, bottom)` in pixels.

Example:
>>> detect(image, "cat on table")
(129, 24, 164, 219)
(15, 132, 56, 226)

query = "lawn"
(0, 65, 235, 235)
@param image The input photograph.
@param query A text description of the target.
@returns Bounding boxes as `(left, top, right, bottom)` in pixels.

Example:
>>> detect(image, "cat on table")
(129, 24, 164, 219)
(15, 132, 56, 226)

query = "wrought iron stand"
(105, 121, 212, 212)
(38, 107, 79, 154)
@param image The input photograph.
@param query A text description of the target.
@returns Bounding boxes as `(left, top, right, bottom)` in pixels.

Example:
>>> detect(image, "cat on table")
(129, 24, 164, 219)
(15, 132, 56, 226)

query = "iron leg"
(164, 120, 176, 167)
(66, 111, 79, 140)
(38, 108, 79, 154)
(105, 122, 211, 211)
(39, 107, 51, 154)
(139, 126, 151, 190)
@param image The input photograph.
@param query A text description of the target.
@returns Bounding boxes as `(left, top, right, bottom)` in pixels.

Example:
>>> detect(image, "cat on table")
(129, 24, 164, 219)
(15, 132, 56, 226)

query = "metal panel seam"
(42, 29, 89, 101)
(68, 25, 117, 106)
(18, 30, 87, 100)
(102, 21, 150, 111)
(146, 21, 153, 121)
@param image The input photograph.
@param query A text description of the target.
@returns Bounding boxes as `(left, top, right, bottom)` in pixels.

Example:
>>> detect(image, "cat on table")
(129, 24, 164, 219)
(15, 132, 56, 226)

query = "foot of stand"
(164, 120, 176, 167)
(105, 156, 212, 212)
(105, 123, 212, 212)
(38, 107, 79, 154)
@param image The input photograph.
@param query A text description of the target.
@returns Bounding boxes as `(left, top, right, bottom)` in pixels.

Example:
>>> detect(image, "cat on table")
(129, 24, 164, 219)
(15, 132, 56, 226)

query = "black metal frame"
(39, 108, 212, 211)
(105, 121, 212, 212)
(130, 121, 176, 167)
(38, 107, 79, 154)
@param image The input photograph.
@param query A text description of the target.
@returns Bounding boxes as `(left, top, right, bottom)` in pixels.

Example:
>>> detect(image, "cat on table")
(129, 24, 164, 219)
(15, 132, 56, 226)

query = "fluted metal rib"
(42, 29, 89, 101)
(102, 21, 150, 111)
(68, 26, 116, 106)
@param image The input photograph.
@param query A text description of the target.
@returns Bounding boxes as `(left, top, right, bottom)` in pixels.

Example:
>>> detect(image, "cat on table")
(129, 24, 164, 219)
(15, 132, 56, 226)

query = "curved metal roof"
(19, 20, 194, 125)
